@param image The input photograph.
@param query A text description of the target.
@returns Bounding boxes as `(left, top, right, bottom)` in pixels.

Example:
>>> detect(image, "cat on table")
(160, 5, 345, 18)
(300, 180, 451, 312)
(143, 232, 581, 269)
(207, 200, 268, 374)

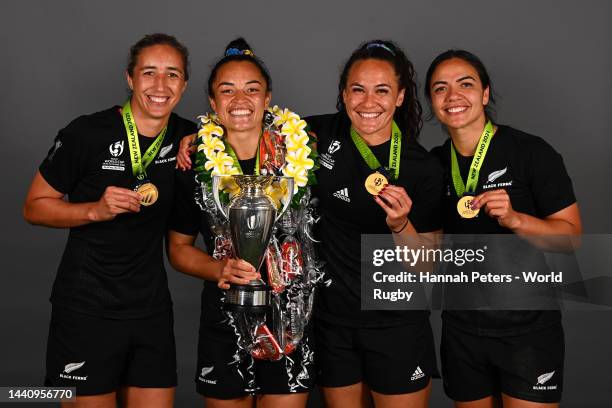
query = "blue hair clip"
(225, 48, 255, 57)
(365, 42, 395, 56)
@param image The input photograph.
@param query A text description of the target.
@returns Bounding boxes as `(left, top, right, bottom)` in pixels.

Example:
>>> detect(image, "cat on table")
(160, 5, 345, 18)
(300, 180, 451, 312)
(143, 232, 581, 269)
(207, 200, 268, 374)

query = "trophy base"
(224, 284, 271, 314)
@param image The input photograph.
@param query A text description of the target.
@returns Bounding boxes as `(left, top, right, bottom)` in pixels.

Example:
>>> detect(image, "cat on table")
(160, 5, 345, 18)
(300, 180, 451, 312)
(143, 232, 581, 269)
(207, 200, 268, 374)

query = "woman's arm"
(472, 190, 581, 250)
(374, 184, 441, 271)
(23, 171, 141, 228)
(167, 230, 259, 289)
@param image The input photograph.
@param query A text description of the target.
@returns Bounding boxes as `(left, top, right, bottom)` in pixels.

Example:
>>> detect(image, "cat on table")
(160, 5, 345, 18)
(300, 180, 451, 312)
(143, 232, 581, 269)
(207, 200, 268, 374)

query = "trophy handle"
(211, 175, 229, 221)
(274, 176, 295, 224)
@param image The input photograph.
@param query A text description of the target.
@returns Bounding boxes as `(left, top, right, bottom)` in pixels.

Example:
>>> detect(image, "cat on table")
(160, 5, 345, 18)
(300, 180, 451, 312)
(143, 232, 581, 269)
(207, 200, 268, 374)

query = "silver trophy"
(212, 174, 294, 313)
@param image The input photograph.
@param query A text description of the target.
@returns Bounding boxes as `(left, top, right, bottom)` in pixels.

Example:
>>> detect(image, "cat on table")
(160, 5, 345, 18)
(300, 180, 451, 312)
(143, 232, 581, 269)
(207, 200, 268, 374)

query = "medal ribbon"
(225, 140, 260, 175)
(450, 120, 494, 197)
(350, 121, 402, 180)
(122, 100, 167, 180)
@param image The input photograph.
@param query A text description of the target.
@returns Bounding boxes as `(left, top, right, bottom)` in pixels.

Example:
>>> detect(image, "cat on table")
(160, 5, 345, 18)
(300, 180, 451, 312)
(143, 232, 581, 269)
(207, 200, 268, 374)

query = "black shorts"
(195, 325, 315, 399)
(45, 307, 177, 395)
(441, 322, 564, 403)
(314, 318, 437, 395)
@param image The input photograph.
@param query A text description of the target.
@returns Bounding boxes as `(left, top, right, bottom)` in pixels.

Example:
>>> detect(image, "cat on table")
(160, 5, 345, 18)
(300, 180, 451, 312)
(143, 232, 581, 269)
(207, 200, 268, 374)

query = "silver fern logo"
(198, 366, 217, 384)
(48, 140, 62, 161)
(200, 366, 214, 377)
(159, 144, 173, 158)
(537, 371, 555, 385)
(487, 167, 507, 183)
(64, 361, 85, 374)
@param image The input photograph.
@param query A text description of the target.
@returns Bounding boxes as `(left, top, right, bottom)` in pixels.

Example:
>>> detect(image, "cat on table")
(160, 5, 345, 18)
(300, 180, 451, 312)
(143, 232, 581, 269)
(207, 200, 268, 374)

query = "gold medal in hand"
(365, 172, 388, 195)
(135, 182, 159, 206)
(457, 195, 479, 218)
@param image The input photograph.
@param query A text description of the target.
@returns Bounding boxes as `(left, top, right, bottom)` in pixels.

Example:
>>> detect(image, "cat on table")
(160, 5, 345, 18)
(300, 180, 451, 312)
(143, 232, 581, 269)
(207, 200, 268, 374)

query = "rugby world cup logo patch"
(109, 141, 124, 157)
(328, 140, 341, 154)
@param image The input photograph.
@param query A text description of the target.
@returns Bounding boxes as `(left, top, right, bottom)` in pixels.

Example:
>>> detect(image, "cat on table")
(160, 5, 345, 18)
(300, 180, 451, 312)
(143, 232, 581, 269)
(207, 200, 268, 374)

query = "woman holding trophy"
(305, 40, 444, 408)
(168, 38, 320, 408)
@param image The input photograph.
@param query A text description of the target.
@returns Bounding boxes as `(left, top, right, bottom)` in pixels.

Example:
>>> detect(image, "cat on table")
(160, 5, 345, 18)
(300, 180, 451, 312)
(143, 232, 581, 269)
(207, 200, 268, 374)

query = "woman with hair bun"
(169, 38, 319, 407)
(306, 40, 443, 408)
(426, 49, 581, 408)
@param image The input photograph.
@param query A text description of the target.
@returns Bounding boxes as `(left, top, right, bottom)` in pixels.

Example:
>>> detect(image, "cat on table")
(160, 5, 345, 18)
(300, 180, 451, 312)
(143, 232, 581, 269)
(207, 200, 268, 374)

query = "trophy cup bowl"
(212, 174, 294, 313)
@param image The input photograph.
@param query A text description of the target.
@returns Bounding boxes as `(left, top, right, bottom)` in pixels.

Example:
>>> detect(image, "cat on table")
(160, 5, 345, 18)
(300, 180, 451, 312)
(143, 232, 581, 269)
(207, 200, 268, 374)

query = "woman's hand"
(88, 186, 141, 221)
(217, 258, 260, 290)
(374, 184, 413, 233)
(471, 189, 520, 229)
(176, 133, 196, 170)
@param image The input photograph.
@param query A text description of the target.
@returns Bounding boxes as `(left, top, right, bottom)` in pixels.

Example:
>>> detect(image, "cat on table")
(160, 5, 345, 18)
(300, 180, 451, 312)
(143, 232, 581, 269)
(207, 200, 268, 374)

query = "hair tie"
(225, 47, 255, 57)
(365, 42, 395, 56)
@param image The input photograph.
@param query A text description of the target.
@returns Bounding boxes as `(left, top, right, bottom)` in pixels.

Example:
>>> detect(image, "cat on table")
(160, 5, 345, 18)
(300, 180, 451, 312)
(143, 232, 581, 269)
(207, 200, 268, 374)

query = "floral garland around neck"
(193, 105, 318, 208)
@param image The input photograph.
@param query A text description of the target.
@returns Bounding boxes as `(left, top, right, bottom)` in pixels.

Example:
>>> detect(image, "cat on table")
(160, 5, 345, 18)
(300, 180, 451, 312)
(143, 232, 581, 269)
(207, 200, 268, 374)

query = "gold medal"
(365, 172, 388, 195)
(136, 182, 159, 206)
(457, 195, 479, 218)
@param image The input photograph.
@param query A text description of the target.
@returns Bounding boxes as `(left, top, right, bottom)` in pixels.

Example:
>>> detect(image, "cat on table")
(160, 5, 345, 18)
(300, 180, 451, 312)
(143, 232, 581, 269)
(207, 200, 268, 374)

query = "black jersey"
(39, 106, 197, 319)
(170, 158, 257, 339)
(430, 125, 577, 336)
(307, 112, 444, 328)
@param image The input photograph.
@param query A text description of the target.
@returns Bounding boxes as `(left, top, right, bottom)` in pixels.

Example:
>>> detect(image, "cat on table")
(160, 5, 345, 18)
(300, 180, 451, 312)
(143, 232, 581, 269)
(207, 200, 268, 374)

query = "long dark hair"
(207, 38, 272, 98)
(337, 40, 423, 138)
(424, 49, 496, 121)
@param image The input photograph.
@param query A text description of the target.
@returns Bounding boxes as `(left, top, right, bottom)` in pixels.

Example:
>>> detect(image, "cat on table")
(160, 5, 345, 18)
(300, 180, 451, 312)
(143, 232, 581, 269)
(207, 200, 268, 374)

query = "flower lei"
(193, 106, 318, 208)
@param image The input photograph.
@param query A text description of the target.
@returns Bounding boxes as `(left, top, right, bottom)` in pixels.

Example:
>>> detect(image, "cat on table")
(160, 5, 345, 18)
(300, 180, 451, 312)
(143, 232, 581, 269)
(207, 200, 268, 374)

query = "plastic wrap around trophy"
(212, 174, 294, 313)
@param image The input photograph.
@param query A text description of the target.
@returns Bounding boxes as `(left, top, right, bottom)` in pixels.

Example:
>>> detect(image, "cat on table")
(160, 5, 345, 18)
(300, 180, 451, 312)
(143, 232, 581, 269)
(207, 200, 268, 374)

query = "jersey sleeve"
(408, 157, 444, 233)
(169, 170, 201, 236)
(528, 138, 576, 217)
(38, 124, 86, 194)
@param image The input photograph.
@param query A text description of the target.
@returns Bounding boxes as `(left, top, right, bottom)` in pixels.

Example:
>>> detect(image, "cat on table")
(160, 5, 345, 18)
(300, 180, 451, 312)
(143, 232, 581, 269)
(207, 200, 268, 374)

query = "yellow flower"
(286, 131, 310, 151)
(212, 165, 239, 177)
(205, 151, 234, 173)
(271, 105, 282, 115)
(275, 110, 301, 128)
(199, 123, 224, 137)
(265, 178, 290, 208)
(283, 164, 308, 191)
(285, 148, 314, 170)
(217, 172, 241, 196)
(198, 112, 218, 125)
(197, 134, 225, 157)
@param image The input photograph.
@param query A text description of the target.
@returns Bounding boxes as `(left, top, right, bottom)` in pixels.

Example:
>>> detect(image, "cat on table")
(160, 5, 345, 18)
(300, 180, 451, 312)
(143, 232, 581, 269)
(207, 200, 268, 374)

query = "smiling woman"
(126, 35, 189, 134)
(207, 60, 271, 156)
(305, 40, 444, 408)
(342, 59, 405, 144)
(22, 33, 196, 408)
(168, 38, 319, 408)
(426, 49, 582, 408)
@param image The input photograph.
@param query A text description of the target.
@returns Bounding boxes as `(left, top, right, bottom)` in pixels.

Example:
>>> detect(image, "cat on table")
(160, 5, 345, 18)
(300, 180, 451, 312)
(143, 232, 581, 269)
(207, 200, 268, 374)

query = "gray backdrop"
(1, 1, 610, 407)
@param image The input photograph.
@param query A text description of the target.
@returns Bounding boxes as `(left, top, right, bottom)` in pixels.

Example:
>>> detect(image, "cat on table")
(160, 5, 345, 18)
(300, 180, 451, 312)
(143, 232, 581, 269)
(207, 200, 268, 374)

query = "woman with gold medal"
(169, 38, 320, 408)
(23, 34, 195, 407)
(427, 50, 582, 408)
(305, 40, 444, 408)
